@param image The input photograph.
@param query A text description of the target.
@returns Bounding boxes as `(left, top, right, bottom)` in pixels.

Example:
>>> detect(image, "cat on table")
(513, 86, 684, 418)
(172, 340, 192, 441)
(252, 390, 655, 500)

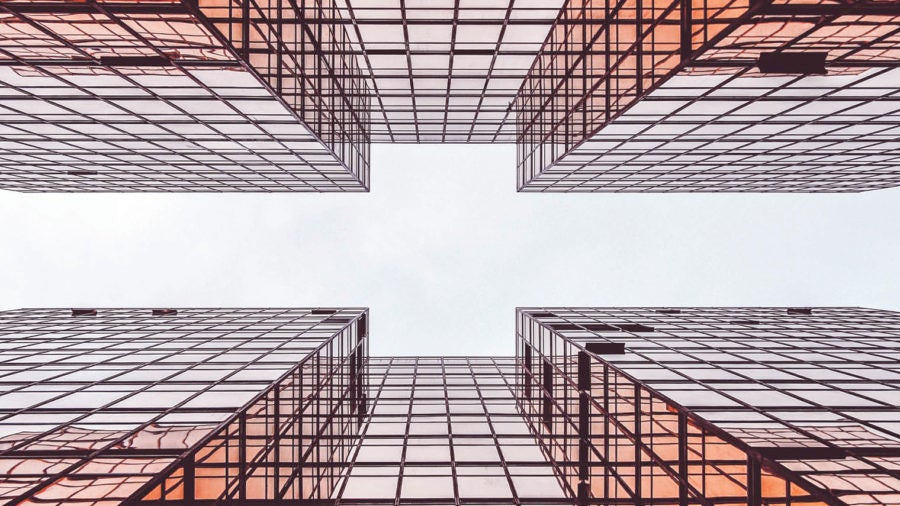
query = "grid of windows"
(515, 0, 900, 192)
(0, 0, 369, 192)
(0, 307, 368, 505)
(517, 307, 900, 506)
(2, 0, 900, 191)
(330, 0, 564, 143)
(0, 312, 570, 505)
(335, 356, 569, 504)
(0, 307, 898, 505)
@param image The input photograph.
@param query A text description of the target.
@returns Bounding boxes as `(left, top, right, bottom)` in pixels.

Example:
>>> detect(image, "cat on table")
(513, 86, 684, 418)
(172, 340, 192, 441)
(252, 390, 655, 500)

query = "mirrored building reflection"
(0, 307, 897, 505)
(1, 0, 899, 192)
(0, 0, 370, 192)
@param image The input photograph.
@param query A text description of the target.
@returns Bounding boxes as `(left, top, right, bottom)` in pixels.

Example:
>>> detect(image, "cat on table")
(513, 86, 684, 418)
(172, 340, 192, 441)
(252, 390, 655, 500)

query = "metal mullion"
(340, 0, 394, 141)
(392, 357, 415, 506)
(464, 0, 515, 143)
(522, 0, 659, 138)
(442, 357, 461, 506)
(275, 366, 307, 499)
(0, 61, 172, 190)
(550, 309, 884, 505)
(578, 63, 897, 191)
(92, 1, 268, 190)
(0, 6, 305, 191)
(474, 358, 521, 506)
(126, 310, 359, 504)
(329, 355, 384, 502)
(396, 0, 420, 142)
(9, 309, 310, 504)
(188, 0, 359, 188)
(0, 318, 253, 455)
(116, 11, 304, 190)
(513, 335, 584, 499)
(441, 0, 461, 143)
(287, 0, 370, 153)
(539, 0, 683, 165)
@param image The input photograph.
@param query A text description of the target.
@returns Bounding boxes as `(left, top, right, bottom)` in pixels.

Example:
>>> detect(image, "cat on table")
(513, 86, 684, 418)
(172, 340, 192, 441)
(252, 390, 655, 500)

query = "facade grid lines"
(0, 0, 899, 191)
(514, 0, 900, 192)
(0, 0, 370, 192)
(517, 306, 900, 506)
(0, 307, 897, 505)
(0, 307, 369, 504)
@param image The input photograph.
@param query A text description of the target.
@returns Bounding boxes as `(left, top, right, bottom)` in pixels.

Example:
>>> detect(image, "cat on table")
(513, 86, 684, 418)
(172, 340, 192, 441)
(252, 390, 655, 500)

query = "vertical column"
(543, 360, 553, 430)
(678, 414, 688, 506)
(747, 457, 762, 506)
(524, 343, 533, 399)
(239, 412, 248, 502)
(273, 385, 281, 496)
(356, 314, 368, 423)
(680, 0, 692, 61)
(603, 363, 610, 500)
(634, 387, 643, 503)
(184, 455, 195, 502)
(577, 351, 592, 505)
(241, 0, 250, 61)
(636, 0, 644, 96)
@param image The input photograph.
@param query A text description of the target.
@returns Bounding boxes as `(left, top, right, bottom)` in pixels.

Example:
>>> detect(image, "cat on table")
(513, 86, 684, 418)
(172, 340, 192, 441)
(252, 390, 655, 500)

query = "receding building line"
(0, 306, 895, 505)
(0, 0, 896, 192)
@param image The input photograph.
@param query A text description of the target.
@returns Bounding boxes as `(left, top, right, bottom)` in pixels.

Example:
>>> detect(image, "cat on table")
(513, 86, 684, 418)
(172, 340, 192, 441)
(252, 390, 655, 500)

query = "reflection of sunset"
(0, 425, 210, 504)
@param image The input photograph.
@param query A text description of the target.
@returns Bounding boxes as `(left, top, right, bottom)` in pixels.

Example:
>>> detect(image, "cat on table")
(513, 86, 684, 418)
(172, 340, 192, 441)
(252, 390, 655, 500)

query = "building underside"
(515, 0, 900, 191)
(0, 306, 896, 505)
(0, 0, 897, 191)
(518, 307, 900, 506)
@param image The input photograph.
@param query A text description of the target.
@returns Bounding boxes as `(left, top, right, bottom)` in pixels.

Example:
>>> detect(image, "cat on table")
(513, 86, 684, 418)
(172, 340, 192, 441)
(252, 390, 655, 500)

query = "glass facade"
(0, 0, 369, 192)
(336, 356, 569, 504)
(326, 0, 565, 143)
(0, 307, 897, 505)
(517, 307, 900, 505)
(0, 307, 368, 504)
(515, 0, 900, 191)
(1, 0, 898, 191)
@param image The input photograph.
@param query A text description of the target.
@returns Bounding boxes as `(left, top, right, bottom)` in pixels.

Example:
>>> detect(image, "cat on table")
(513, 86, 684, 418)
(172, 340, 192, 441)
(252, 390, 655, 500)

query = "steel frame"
(516, 307, 900, 505)
(0, 0, 369, 192)
(515, 0, 900, 192)
(0, 307, 898, 505)
(332, 356, 570, 505)
(0, 307, 368, 504)
(1, 0, 899, 191)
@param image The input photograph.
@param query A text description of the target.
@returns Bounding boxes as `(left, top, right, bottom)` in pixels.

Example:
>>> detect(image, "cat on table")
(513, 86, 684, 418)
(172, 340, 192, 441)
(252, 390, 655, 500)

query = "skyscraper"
(515, 0, 900, 192)
(0, 0, 370, 192)
(518, 307, 900, 506)
(0, 0, 897, 192)
(0, 306, 896, 505)
(0, 307, 368, 503)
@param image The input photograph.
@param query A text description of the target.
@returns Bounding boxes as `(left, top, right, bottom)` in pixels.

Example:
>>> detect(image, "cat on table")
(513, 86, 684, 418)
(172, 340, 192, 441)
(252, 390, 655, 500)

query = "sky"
(2, 143, 900, 356)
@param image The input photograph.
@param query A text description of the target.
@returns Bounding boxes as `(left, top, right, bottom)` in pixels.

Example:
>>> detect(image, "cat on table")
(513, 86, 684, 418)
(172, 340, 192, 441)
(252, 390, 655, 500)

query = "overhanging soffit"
(0, 0, 898, 191)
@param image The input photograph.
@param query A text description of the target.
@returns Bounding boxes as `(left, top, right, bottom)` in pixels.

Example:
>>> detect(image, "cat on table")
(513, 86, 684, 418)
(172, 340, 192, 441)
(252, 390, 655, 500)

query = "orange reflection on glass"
(0, 425, 212, 506)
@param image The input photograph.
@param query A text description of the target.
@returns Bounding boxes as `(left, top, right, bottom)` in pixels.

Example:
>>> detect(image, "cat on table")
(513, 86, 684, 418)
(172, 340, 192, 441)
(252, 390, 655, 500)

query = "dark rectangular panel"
(542, 360, 553, 430)
(757, 52, 827, 74)
(585, 342, 626, 355)
(583, 324, 618, 332)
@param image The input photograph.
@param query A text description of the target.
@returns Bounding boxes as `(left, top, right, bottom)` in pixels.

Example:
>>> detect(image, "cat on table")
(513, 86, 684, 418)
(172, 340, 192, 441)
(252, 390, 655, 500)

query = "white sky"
(2, 144, 900, 356)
